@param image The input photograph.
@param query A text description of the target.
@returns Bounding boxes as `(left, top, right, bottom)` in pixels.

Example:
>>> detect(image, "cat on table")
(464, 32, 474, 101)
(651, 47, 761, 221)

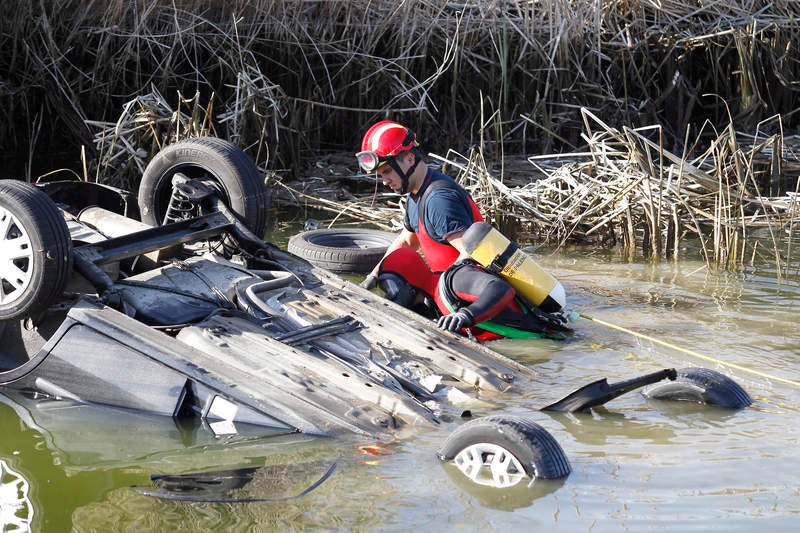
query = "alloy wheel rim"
(453, 443, 527, 488)
(0, 207, 34, 306)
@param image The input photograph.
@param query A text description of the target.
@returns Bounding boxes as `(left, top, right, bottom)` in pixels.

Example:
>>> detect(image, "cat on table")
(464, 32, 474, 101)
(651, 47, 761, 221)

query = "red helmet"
(356, 120, 419, 173)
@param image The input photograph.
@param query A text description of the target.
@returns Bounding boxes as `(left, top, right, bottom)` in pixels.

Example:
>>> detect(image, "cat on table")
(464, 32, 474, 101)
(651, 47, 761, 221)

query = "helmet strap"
(389, 152, 421, 195)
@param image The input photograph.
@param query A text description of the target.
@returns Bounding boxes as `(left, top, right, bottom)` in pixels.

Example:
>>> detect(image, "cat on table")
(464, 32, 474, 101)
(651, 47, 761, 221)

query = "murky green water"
(2, 212, 799, 531)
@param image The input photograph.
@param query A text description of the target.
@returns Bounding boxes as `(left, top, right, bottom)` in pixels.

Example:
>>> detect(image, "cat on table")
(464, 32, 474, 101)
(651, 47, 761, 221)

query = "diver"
(355, 119, 483, 290)
(376, 245, 572, 342)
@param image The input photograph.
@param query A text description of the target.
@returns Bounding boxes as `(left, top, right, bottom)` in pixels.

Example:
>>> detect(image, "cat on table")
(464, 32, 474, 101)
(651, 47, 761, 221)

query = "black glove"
(360, 273, 378, 290)
(437, 310, 474, 332)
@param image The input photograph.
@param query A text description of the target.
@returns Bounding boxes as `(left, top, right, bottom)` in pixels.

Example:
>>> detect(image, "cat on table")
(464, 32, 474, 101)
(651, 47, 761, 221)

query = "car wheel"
(138, 137, 269, 236)
(642, 367, 753, 408)
(438, 416, 571, 486)
(0, 180, 72, 321)
(287, 228, 397, 274)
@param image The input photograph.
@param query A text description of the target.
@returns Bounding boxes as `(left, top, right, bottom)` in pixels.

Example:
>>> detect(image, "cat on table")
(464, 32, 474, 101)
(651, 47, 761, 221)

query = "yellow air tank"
(461, 222, 565, 313)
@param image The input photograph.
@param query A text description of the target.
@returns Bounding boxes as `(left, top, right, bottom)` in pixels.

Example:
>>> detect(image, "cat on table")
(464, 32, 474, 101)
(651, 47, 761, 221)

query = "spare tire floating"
(287, 228, 397, 274)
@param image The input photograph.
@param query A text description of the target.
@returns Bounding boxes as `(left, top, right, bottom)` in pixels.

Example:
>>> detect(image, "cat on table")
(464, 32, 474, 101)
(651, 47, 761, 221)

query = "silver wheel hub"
(453, 443, 528, 488)
(0, 207, 34, 306)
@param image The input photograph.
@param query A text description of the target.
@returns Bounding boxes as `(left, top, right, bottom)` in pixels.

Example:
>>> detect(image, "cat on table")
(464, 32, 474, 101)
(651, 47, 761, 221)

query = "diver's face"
(377, 161, 401, 191)
(377, 152, 414, 192)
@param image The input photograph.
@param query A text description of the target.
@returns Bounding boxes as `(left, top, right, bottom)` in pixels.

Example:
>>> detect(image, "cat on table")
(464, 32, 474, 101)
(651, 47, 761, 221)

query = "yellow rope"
(579, 313, 800, 388)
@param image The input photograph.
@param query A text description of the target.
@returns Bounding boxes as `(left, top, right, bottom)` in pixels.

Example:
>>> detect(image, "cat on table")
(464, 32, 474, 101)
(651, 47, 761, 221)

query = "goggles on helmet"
(355, 150, 394, 173)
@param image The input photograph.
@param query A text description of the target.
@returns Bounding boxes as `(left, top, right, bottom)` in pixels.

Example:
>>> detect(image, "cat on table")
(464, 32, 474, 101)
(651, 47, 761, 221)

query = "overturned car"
(0, 138, 752, 490)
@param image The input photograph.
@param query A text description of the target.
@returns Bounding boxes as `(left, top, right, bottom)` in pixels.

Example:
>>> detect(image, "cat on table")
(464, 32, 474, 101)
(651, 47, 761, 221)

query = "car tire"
(438, 416, 571, 484)
(138, 137, 269, 236)
(287, 228, 397, 274)
(0, 180, 72, 321)
(642, 367, 753, 408)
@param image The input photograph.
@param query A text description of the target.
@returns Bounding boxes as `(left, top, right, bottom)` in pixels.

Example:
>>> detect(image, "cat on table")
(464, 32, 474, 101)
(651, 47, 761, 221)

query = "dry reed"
(280, 108, 800, 275)
(3, 1, 799, 186)
(3, 1, 800, 273)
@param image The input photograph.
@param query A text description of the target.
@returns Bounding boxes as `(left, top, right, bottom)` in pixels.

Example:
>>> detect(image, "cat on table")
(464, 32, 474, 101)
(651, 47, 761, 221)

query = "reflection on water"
(0, 458, 33, 531)
(0, 390, 359, 530)
(441, 461, 566, 512)
(1, 216, 799, 530)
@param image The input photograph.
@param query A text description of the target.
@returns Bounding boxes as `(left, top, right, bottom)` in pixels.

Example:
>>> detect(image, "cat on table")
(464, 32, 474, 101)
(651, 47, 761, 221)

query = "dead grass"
(3, 0, 800, 272)
(3, 1, 799, 183)
(281, 109, 800, 276)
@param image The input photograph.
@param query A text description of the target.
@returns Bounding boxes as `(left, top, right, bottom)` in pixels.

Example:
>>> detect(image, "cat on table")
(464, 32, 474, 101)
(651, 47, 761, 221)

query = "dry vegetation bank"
(2, 1, 799, 271)
(3, 1, 798, 176)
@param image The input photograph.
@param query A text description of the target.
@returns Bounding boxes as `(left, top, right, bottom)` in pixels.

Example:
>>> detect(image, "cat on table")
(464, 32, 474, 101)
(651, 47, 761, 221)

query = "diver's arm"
(362, 229, 419, 286)
(448, 264, 516, 323)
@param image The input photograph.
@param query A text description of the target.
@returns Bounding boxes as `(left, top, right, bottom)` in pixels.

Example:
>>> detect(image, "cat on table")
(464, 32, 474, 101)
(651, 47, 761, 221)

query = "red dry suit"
(403, 169, 483, 273)
(377, 248, 563, 342)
